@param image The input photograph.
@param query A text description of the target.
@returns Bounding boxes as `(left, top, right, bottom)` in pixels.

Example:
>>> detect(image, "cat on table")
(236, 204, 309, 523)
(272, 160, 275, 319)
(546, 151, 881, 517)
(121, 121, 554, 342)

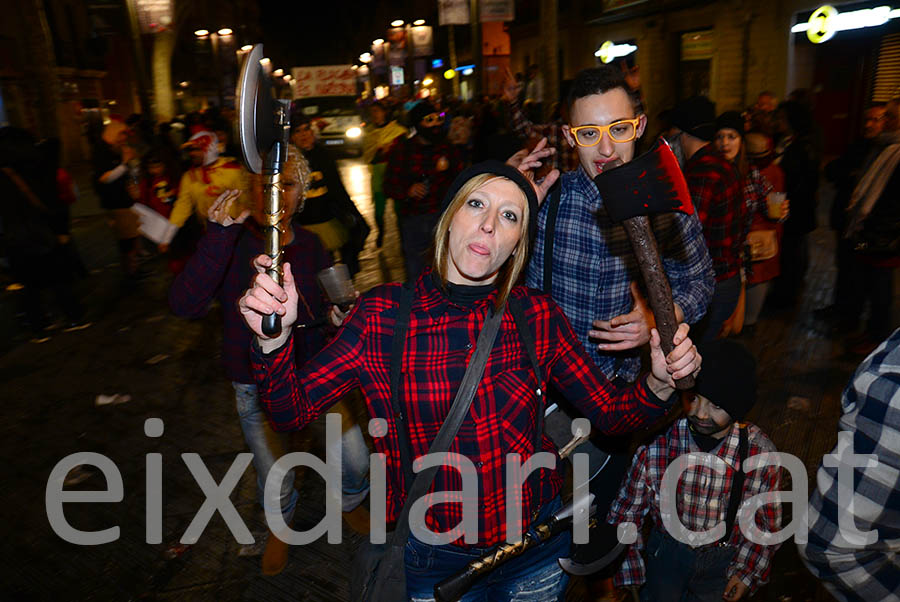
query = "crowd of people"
(1, 59, 898, 602)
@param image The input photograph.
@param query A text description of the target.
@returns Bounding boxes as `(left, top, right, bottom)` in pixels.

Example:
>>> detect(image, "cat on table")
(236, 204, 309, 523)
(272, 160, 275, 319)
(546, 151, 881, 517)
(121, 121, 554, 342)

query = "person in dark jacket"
(93, 120, 142, 279)
(290, 114, 370, 276)
(770, 101, 819, 307)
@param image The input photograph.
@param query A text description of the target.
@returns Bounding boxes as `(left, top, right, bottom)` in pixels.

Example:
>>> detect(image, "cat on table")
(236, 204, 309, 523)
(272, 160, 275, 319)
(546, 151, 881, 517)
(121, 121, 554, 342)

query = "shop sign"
(481, 0, 515, 22)
(439, 0, 470, 25)
(792, 5, 900, 43)
(411, 25, 434, 57)
(595, 40, 638, 63)
(681, 30, 714, 61)
(291, 66, 356, 98)
(390, 66, 405, 86)
(135, 0, 172, 33)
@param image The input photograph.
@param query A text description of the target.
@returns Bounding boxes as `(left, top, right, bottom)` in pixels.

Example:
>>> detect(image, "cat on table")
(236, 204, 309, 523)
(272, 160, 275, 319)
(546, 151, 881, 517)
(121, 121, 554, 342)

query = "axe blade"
(593, 137, 693, 223)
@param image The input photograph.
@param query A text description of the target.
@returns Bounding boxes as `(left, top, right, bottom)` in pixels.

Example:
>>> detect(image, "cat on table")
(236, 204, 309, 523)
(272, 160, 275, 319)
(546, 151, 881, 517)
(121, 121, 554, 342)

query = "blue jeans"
(405, 497, 570, 601)
(233, 383, 372, 520)
(694, 274, 742, 344)
(233, 382, 299, 525)
(640, 529, 735, 602)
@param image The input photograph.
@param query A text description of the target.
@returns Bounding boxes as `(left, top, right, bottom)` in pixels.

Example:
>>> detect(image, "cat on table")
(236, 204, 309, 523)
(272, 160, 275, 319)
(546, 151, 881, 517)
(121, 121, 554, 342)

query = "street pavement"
(0, 157, 893, 600)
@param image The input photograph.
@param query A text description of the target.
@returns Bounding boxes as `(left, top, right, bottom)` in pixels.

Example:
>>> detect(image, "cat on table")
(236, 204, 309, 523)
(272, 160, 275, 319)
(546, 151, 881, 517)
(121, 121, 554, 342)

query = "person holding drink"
(713, 114, 789, 331)
(239, 150, 703, 599)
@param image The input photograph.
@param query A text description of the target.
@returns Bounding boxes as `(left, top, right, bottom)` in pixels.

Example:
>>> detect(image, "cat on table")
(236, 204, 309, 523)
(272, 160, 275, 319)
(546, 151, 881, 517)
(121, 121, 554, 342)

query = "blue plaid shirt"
(526, 168, 715, 382)
(799, 328, 900, 602)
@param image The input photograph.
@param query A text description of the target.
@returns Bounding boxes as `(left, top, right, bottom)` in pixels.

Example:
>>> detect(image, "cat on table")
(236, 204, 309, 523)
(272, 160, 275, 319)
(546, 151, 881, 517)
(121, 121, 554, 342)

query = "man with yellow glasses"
(524, 65, 715, 576)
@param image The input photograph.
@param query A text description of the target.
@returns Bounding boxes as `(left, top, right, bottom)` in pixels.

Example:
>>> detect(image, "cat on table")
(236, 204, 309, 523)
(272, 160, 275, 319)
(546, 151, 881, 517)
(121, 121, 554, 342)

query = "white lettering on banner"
(291, 66, 356, 98)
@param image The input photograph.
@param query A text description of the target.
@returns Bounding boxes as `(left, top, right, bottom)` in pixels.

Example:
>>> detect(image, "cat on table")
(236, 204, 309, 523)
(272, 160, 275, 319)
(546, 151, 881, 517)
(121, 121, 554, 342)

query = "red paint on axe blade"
(592, 137, 693, 223)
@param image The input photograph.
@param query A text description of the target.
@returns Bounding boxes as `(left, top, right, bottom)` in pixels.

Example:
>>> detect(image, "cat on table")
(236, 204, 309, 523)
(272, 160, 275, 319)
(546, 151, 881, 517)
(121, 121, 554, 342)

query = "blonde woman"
(240, 159, 701, 599)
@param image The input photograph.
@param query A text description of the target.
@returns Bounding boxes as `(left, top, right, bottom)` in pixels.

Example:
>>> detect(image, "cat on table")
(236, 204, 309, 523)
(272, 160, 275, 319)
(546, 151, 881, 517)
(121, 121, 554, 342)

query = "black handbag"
(850, 218, 900, 256)
(352, 283, 507, 602)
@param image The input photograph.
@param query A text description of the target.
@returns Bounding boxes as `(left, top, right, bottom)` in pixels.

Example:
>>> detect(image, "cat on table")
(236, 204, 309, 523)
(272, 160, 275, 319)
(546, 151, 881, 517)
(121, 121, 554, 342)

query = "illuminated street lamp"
(391, 19, 404, 27)
(413, 19, 425, 26)
(240, 44, 252, 52)
(217, 28, 232, 36)
(194, 29, 209, 37)
(422, 76, 434, 86)
(373, 38, 384, 46)
(272, 68, 284, 77)
(359, 52, 372, 63)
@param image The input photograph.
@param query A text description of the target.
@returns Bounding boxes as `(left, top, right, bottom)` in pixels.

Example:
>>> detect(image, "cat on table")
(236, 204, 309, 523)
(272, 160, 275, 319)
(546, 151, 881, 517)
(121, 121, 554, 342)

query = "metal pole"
(469, 0, 481, 98)
(211, 33, 224, 107)
(539, 0, 558, 121)
(448, 25, 461, 98)
(124, 0, 153, 119)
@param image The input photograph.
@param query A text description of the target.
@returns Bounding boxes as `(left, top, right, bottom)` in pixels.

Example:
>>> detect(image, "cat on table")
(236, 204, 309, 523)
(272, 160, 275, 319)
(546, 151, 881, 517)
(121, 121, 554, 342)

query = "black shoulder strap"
(542, 183, 562, 296)
(389, 301, 507, 546)
(509, 297, 545, 454)
(390, 282, 416, 490)
(721, 425, 749, 544)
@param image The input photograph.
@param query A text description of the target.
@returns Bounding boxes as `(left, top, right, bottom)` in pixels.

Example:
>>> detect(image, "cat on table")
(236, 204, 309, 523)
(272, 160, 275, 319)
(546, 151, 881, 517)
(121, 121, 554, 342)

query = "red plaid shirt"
(607, 419, 783, 593)
(251, 270, 673, 547)
(685, 145, 746, 281)
(382, 136, 464, 217)
(507, 99, 580, 173)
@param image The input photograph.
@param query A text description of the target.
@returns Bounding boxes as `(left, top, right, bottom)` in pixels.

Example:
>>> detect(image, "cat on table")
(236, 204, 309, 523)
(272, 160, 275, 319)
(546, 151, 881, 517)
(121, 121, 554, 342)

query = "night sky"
(257, 1, 442, 69)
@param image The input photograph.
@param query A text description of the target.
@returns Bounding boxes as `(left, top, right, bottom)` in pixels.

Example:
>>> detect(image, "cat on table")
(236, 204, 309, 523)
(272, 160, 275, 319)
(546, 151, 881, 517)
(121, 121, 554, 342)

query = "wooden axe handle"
(621, 216, 694, 390)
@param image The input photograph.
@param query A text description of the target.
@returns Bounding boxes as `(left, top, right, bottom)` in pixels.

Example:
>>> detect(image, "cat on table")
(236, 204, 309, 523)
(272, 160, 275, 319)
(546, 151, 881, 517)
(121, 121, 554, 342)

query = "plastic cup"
(317, 264, 355, 309)
(767, 192, 786, 220)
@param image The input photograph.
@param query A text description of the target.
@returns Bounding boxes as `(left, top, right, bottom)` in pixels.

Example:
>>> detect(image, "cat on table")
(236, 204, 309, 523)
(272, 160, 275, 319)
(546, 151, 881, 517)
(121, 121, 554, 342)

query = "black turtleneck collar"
(431, 271, 496, 308)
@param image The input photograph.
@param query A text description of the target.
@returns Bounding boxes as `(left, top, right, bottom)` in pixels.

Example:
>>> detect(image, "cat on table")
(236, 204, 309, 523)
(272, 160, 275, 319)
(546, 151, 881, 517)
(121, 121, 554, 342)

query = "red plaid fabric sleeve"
(251, 274, 673, 546)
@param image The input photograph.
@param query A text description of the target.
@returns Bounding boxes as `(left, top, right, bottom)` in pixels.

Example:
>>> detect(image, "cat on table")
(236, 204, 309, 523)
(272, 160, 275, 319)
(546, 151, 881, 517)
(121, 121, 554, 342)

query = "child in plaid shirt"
(607, 340, 782, 601)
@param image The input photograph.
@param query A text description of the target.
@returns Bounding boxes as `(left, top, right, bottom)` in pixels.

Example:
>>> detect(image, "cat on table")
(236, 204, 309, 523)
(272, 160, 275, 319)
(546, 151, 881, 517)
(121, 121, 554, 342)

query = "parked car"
(292, 96, 363, 156)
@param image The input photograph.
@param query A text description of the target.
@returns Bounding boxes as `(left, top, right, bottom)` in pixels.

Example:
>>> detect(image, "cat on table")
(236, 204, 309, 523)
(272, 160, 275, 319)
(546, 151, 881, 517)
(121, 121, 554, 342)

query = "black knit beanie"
(715, 111, 745, 136)
(694, 339, 757, 421)
(440, 160, 540, 246)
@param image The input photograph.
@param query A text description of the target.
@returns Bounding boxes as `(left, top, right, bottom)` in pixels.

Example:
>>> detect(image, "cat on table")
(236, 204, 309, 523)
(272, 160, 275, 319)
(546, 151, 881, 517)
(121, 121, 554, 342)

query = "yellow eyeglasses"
(569, 118, 641, 146)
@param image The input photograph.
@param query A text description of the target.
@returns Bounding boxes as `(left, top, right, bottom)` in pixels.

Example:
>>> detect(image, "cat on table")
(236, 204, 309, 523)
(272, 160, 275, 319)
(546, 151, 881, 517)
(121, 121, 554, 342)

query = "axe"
(237, 44, 291, 336)
(592, 137, 695, 390)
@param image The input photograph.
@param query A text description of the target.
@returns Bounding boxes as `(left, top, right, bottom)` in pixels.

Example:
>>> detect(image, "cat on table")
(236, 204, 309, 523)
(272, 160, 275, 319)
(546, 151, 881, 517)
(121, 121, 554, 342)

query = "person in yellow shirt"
(362, 101, 406, 246)
(168, 131, 249, 231)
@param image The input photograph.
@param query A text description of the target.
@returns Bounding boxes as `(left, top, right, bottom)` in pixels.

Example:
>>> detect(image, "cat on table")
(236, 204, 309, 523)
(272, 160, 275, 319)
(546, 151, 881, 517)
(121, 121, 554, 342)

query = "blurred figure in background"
(93, 119, 142, 280)
(168, 131, 248, 235)
(713, 113, 788, 334)
(362, 101, 406, 247)
(672, 97, 745, 343)
(824, 104, 887, 328)
(770, 101, 818, 308)
(383, 99, 464, 280)
(291, 114, 370, 276)
(137, 148, 179, 220)
(1, 127, 87, 339)
(841, 100, 900, 354)
(744, 132, 787, 330)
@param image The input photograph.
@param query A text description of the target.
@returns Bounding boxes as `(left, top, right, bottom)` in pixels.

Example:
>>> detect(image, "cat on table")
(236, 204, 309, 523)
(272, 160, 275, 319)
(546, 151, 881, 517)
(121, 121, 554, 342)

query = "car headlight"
(345, 126, 362, 139)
